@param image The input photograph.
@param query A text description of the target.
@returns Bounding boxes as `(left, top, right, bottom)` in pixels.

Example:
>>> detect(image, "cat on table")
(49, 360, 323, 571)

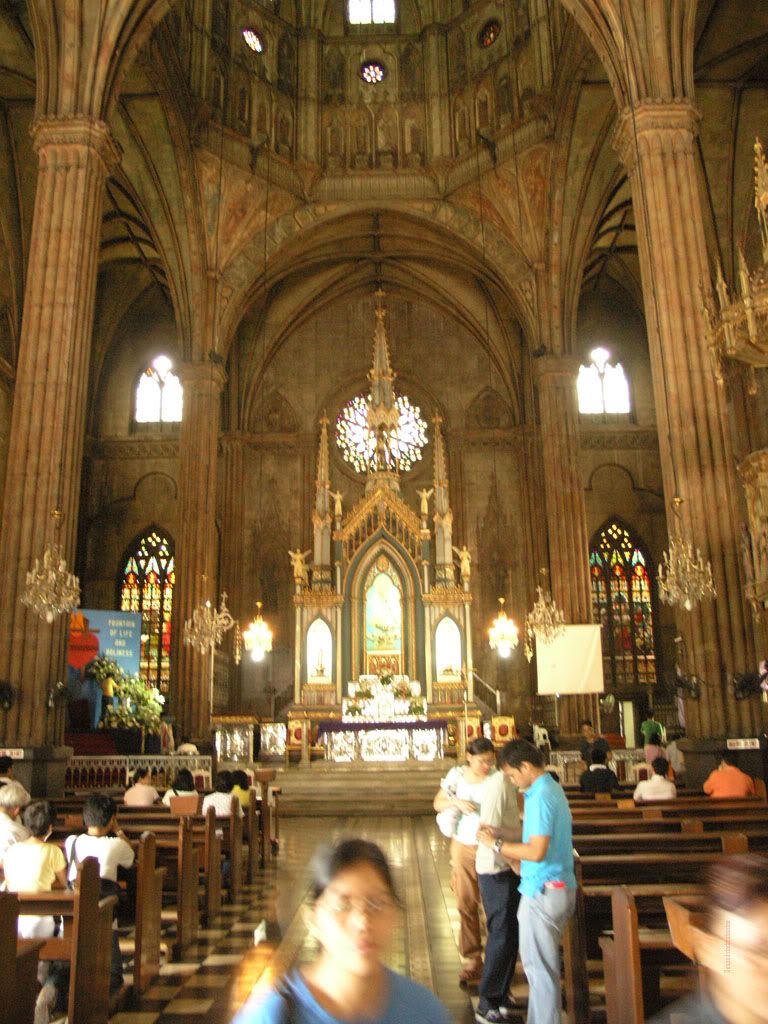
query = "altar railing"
(65, 755, 213, 792)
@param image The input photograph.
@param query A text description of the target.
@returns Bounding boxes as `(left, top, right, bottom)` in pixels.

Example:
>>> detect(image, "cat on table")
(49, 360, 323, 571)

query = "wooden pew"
(132, 832, 166, 994)
(599, 886, 693, 1024)
(0, 892, 43, 1024)
(574, 830, 748, 856)
(17, 857, 116, 1024)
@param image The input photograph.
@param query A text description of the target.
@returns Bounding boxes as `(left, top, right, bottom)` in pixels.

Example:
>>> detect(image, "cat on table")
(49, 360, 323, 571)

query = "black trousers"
(478, 869, 521, 1013)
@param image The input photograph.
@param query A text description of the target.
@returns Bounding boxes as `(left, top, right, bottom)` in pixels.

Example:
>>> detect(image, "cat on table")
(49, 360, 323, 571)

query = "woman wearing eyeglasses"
(233, 838, 449, 1023)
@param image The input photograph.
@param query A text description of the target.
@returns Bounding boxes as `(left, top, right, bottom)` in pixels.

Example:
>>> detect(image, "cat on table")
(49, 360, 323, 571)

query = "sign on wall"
(67, 609, 143, 682)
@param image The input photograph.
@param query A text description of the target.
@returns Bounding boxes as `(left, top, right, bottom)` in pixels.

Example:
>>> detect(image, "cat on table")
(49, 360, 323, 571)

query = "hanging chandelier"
(20, 510, 80, 623)
(182, 589, 236, 655)
(488, 598, 519, 658)
(658, 497, 717, 611)
(242, 601, 273, 662)
(524, 569, 566, 662)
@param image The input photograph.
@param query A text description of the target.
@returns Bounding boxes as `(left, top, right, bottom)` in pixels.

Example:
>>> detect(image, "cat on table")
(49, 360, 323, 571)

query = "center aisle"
(109, 817, 521, 1024)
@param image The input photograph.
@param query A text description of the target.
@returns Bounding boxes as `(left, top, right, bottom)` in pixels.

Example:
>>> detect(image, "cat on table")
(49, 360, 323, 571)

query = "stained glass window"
(590, 520, 657, 689)
(478, 20, 501, 47)
(360, 60, 386, 84)
(348, 0, 396, 24)
(119, 529, 175, 693)
(336, 391, 427, 474)
(577, 347, 630, 415)
(135, 355, 183, 424)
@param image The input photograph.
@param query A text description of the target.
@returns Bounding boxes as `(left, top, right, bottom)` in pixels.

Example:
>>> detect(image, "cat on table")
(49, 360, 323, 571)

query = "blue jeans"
(478, 870, 520, 1013)
(518, 887, 576, 1024)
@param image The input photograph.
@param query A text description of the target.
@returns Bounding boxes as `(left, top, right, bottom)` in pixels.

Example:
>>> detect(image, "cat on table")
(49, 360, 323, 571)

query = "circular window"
(336, 392, 427, 474)
(478, 19, 501, 48)
(242, 27, 265, 53)
(359, 60, 386, 84)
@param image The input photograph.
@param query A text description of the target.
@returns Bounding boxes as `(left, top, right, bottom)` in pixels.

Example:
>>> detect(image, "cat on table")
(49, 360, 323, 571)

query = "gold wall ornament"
(242, 601, 273, 663)
(20, 509, 80, 623)
(658, 498, 717, 611)
(706, 138, 768, 376)
(488, 597, 519, 658)
(523, 569, 566, 662)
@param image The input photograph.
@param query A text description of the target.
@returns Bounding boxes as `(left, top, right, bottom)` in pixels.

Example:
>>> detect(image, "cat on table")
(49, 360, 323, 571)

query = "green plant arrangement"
(392, 681, 410, 700)
(345, 700, 363, 717)
(355, 685, 374, 701)
(95, 657, 165, 735)
(377, 672, 394, 687)
(408, 697, 426, 716)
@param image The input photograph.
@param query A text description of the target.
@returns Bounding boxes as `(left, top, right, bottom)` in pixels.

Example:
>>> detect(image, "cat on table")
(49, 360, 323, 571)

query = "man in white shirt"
(202, 771, 244, 820)
(0, 780, 31, 860)
(634, 757, 677, 802)
(65, 794, 135, 992)
(475, 763, 522, 1023)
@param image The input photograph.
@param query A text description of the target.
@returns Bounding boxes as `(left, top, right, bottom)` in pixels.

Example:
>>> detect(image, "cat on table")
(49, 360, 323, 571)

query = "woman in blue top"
(233, 838, 450, 1024)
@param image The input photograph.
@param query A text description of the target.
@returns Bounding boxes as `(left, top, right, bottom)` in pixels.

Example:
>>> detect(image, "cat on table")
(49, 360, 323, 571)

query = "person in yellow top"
(232, 769, 252, 811)
(3, 801, 68, 1024)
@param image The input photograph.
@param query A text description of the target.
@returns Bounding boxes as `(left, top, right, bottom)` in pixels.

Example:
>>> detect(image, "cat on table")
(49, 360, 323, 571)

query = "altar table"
(316, 719, 448, 762)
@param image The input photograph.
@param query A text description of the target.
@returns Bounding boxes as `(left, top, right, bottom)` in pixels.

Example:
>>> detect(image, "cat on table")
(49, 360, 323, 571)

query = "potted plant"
(98, 660, 165, 753)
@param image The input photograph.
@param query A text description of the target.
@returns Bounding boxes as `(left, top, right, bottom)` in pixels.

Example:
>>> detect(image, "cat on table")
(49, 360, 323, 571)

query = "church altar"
(285, 294, 481, 761)
(317, 718, 448, 763)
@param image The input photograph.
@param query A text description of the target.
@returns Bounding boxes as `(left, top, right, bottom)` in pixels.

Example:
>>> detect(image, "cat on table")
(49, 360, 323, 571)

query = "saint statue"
(453, 544, 472, 582)
(329, 490, 343, 518)
(288, 549, 311, 587)
(416, 487, 433, 516)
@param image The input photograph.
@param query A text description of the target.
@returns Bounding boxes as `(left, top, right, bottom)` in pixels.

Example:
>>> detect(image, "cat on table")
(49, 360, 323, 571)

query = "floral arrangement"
(408, 697, 426, 716)
(392, 681, 411, 700)
(94, 657, 165, 735)
(355, 685, 374, 701)
(377, 672, 394, 688)
(345, 699, 363, 717)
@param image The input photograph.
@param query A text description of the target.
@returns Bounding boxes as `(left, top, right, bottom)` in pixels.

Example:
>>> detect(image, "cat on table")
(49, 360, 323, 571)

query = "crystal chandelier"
(182, 589, 236, 655)
(20, 510, 80, 623)
(524, 569, 566, 662)
(488, 598, 519, 658)
(658, 498, 717, 611)
(242, 601, 273, 662)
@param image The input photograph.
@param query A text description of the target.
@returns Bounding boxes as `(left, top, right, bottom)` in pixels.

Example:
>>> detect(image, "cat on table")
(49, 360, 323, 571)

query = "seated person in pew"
(579, 748, 619, 795)
(2, 801, 68, 1024)
(65, 794, 135, 992)
(123, 766, 160, 807)
(231, 770, 252, 811)
(579, 719, 610, 765)
(648, 853, 768, 1024)
(203, 771, 244, 820)
(0, 753, 15, 786)
(0, 779, 31, 860)
(162, 767, 197, 807)
(633, 757, 677, 802)
(703, 752, 756, 799)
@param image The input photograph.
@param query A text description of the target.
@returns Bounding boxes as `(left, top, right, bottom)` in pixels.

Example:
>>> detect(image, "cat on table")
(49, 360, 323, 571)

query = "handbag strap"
(275, 977, 296, 1024)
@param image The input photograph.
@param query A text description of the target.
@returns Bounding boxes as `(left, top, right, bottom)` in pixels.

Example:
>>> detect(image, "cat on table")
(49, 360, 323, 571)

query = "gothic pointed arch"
(589, 517, 659, 692)
(117, 525, 175, 692)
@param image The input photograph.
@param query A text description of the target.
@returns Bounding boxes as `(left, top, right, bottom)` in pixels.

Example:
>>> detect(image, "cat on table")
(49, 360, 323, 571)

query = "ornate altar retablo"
(284, 295, 479, 761)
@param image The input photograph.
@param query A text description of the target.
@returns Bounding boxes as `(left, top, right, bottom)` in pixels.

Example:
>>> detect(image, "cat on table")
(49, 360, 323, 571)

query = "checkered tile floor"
(110, 817, 528, 1024)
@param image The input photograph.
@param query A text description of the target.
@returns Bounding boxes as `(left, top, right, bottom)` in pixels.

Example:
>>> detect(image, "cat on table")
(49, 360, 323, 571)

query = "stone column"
(614, 104, 759, 738)
(422, 25, 451, 163)
(535, 356, 598, 734)
(220, 432, 245, 710)
(173, 360, 226, 740)
(0, 117, 119, 746)
(296, 28, 321, 166)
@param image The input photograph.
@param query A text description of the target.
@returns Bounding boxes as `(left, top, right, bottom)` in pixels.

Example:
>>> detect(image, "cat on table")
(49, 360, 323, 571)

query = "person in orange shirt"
(703, 753, 756, 798)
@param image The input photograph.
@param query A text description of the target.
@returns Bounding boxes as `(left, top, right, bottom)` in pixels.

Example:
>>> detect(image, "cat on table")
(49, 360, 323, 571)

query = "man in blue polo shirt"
(478, 739, 576, 1024)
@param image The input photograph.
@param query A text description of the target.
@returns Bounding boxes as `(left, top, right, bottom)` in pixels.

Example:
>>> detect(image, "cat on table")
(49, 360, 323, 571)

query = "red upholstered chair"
(490, 716, 517, 745)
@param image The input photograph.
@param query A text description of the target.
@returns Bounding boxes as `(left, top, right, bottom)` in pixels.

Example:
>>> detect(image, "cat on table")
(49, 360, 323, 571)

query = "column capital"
(613, 100, 700, 172)
(177, 358, 227, 393)
(534, 354, 581, 386)
(31, 115, 121, 173)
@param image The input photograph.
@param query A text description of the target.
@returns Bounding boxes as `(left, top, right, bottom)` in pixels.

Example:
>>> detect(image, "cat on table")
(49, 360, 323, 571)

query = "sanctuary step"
(273, 760, 455, 816)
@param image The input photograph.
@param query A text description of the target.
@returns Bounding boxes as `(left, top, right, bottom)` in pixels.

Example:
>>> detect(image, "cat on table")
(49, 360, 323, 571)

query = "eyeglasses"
(319, 892, 395, 918)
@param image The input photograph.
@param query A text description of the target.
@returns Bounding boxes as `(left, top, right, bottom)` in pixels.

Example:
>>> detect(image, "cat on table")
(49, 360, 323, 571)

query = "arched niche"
(306, 616, 333, 683)
(435, 615, 462, 681)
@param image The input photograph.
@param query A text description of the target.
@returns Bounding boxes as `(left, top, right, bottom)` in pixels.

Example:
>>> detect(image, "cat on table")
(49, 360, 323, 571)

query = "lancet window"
(577, 347, 630, 415)
(119, 529, 175, 692)
(348, 0, 396, 24)
(589, 520, 657, 689)
(135, 355, 183, 425)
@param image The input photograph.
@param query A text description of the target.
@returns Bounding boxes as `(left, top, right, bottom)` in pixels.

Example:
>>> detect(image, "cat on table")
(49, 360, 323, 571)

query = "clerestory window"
(135, 355, 183, 425)
(577, 347, 630, 415)
(348, 0, 396, 25)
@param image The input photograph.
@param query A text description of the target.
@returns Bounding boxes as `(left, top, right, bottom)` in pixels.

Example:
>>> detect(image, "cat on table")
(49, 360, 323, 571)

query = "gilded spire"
(433, 412, 450, 517)
(365, 289, 401, 489)
(755, 137, 768, 263)
(315, 413, 330, 499)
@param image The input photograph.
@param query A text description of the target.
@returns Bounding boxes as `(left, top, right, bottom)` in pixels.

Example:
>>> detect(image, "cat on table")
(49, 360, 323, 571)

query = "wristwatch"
(493, 837, 504, 854)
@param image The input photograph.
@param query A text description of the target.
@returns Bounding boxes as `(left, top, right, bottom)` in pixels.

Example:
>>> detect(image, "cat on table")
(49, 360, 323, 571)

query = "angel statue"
(416, 487, 434, 517)
(329, 490, 343, 519)
(453, 544, 472, 583)
(288, 549, 311, 588)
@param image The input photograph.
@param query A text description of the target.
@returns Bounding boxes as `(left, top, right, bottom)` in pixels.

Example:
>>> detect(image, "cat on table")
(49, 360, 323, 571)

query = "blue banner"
(67, 609, 142, 679)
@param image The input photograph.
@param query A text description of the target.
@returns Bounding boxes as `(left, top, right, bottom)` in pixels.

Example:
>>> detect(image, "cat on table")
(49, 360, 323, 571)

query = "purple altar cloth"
(316, 718, 449, 738)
